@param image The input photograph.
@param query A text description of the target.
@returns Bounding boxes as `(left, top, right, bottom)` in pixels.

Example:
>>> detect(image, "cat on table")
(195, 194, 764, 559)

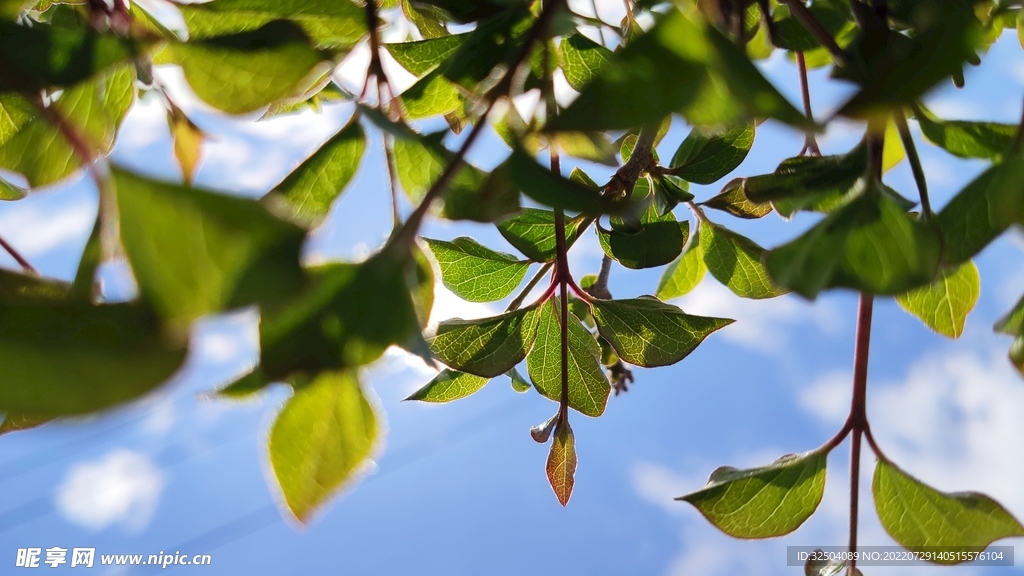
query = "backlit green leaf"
(701, 178, 771, 219)
(270, 370, 378, 523)
(429, 305, 542, 378)
(266, 119, 365, 223)
(671, 123, 755, 185)
(916, 108, 1016, 160)
(423, 236, 528, 303)
(559, 32, 612, 91)
(896, 262, 980, 339)
(385, 34, 464, 76)
(508, 366, 531, 392)
(405, 369, 488, 403)
(656, 225, 707, 300)
(592, 297, 732, 367)
(496, 208, 586, 262)
(767, 187, 941, 298)
(873, 458, 1024, 561)
(114, 168, 306, 329)
(507, 148, 618, 215)
(0, 412, 52, 436)
(527, 298, 610, 417)
(546, 419, 576, 506)
(598, 183, 687, 269)
(702, 222, 786, 299)
(937, 156, 1024, 264)
(179, 0, 366, 51)
(677, 450, 827, 539)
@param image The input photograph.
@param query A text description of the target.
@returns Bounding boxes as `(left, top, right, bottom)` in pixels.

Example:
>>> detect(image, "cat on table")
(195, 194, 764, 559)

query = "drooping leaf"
(0, 412, 52, 436)
(937, 155, 1024, 264)
(178, 0, 366, 51)
(671, 122, 755, 185)
(270, 370, 378, 523)
(0, 302, 187, 416)
(0, 175, 25, 201)
(592, 297, 732, 367)
(559, 32, 612, 91)
(423, 237, 528, 303)
(114, 168, 307, 329)
(161, 21, 326, 115)
(412, 0, 527, 24)
(0, 65, 134, 187)
(385, 34, 464, 77)
(508, 366, 531, 392)
(873, 458, 1024, 560)
(168, 108, 206, 185)
(766, 186, 941, 298)
(743, 144, 867, 218)
(546, 418, 576, 506)
(266, 119, 365, 223)
(429, 305, 542, 378)
(527, 298, 610, 417)
(405, 369, 489, 403)
(402, 0, 449, 38)
(506, 148, 618, 215)
(882, 118, 906, 173)
(915, 105, 1017, 160)
(702, 222, 786, 299)
(656, 225, 707, 300)
(896, 262, 980, 339)
(677, 451, 828, 539)
(598, 180, 687, 270)
(496, 208, 586, 262)
(701, 177, 771, 219)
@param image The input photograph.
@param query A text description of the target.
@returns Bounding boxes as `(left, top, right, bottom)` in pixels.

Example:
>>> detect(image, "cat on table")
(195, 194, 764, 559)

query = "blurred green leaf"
(592, 297, 731, 367)
(402, 0, 449, 38)
(873, 458, 1024, 560)
(270, 370, 378, 523)
(179, 0, 366, 50)
(430, 304, 542, 378)
(267, 119, 365, 223)
(559, 32, 612, 91)
(546, 418, 576, 506)
(385, 34, 463, 76)
(656, 225, 707, 300)
(423, 236, 528, 303)
(0, 268, 70, 304)
(702, 222, 786, 299)
(0, 175, 25, 200)
(677, 451, 827, 539)
(671, 123, 755, 185)
(916, 105, 1017, 160)
(937, 156, 1024, 264)
(772, 2, 850, 51)
(0, 412, 52, 436)
(896, 262, 980, 339)
(497, 208, 586, 262)
(767, 186, 941, 298)
(507, 148, 618, 215)
(701, 178, 771, 219)
(412, 0, 526, 23)
(114, 167, 306, 329)
(405, 369, 489, 402)
(527, 298, 610, 417)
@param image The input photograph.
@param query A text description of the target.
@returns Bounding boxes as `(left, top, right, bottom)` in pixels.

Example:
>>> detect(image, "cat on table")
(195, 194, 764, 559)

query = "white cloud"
(427, 283, 498, 330)
(139, 396, 177, 436)
(668, 282, 840, 353)
(0, 199, 95, 259)
(798, 371, 851, 426)
(56, 450, 165, 533)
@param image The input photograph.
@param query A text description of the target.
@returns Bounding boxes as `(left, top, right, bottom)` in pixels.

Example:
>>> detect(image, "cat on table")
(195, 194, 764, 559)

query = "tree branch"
(506, 262, 554, 312)
(847, 293, 874, 576)
(606, 123, 658, 198)
(585, 255, 613, 300)
(0, 235, 37, 274)
(796, 51, 822, 156)
(779, 0, 850, 68)
(893, 109, 931, 220)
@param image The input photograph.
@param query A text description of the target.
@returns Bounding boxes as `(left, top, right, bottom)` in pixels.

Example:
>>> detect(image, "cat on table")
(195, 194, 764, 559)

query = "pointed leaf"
(405, 369, 488, 403)
(937, 156, 1024, 265)
(677, 451, 827, 539)
(546, 419, 577, 506)
(671, 123, 755, 185)
(701, 177, 771, 219)
(0, 175, 25, 201)
(0, 413, 52, 437)
(423, 237, 528, 303)
(506, 148, 618, 215)
(497, 208, 586, 262)
(527, 298, 610, 417)
(508, 366, 531, 392)
(896, 262, 980, 338)
(598, 183, 687, 269)
(592, 297, 732, 367)
(873, 459, 1024, 560)
(267, 119, 366, 223)
(168, 109, 205, 185)
(179, 0, 365, 50)
(916, 106, 1016, 160)
(702, 222, 786, 299)
(385, 34, 464, 76)
(656, 225, 707, 300)
(559, 32, 612, 91)
(429, 305, 542, 378)
(270, 370, 378, 523)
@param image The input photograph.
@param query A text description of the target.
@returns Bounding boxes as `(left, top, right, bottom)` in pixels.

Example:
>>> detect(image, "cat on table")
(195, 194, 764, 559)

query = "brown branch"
(796, 51, 822, 156)
(847, 293, 874, 576)
(506, 262, 554, 312)
(606, 123, 658, 198)
(893, 109, 931, 220)
(0, 235, 37, 274)
(585, 255, 613, 300)
(686, 201, 712, 224)
(780, 0, 850, 68)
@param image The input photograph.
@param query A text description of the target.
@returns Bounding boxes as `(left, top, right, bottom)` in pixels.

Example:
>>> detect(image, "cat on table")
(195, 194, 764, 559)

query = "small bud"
(530, 414, 558, 443)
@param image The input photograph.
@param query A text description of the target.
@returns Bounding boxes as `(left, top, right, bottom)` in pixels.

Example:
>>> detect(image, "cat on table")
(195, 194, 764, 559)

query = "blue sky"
(2, 1, 1024, 574)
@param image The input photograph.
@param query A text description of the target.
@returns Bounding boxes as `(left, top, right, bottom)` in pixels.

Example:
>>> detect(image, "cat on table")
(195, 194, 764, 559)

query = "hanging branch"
(605, 123, 658, 198)
(0, 235, 37, 274)
(797, 51, 822, 156)
(893, 109, 931, 220)
(846, 293, 874, 576)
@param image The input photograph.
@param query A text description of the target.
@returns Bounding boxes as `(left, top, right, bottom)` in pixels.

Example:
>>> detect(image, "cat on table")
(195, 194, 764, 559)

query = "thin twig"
(506, 262, 554, 312)
(796, 51, 822, 156)
(383, 135, 402, 227)
(552, 154, 571, 425)
(847, 294, 874, 576)
(780, 0, 850, 68)
(893, 109, 931, 220)
(0, 235, 37, 274)
(756, 0, 779, 46)
(606, 123, 658, 197)
(586, 255, 613, 300)
(687, 201, 712, 224)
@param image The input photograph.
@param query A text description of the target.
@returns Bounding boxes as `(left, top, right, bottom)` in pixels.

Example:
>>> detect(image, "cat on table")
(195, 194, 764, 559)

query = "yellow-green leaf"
(896, 262, 980, 338)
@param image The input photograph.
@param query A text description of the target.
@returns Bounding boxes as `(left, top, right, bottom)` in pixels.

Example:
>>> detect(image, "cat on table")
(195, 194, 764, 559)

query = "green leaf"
(0, 175, 25, 200)
(270, 370, 378, 523)
(168, 108, 205, 185)
(546, 419, 576, 506)
(937, 156, 1024, 265)
(0, 412, 52, 436)
(0, 302, 187, 416)
(405, 369, 489, 403)
(767, 187, 941, 298)
(656, 225, 707, 300)
(0, 65, 134, 187)
(423, 237, 528, 303)
(896, 262, 980, 339)
(916, 108, 1016, 160)
(114, 167, 307, 329)
(592, 297, 732, 367)
(506, 148, 618, 215)
(255, 252, 426, 382)
(0, 268, 70, 303)
(559, 32, 612, 91)
(671, 123, 755, 185)
(266, 119, 365, 223)
(163, 21, 326, 115)
(429, 305, 542, 378)
(651, 174, 694, 216)
(677, 451, 827, 539)
(402, 0, 448, 39)
(743, 144, 867, 218)
(772, 2, 850, 51)
(598, 182, 687, 270)
(527, 298, 610, 417)
(386, 34, 464, 76)
(873, 458, 1024, 560)
(508, 366, 531, 392)
(413, 0, 526, 24)
(179, 0, 366, 51)
(701, 177, 771, 219)
(702, 222, 786, 299)
(552, 9, 808, 131)
(496, 208, 586, 262)
(995, 294, 1024, 337)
